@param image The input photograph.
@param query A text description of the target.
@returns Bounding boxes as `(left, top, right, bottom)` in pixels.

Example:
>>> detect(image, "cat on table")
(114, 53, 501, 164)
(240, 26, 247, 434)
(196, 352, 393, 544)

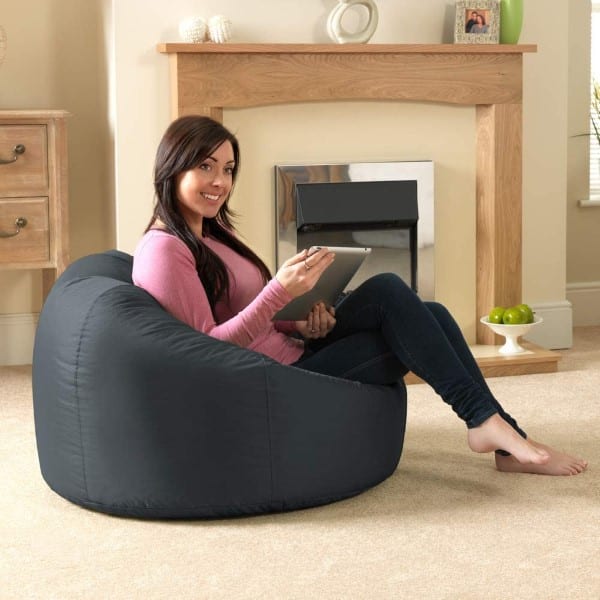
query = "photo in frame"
(454, 0, 500, 44)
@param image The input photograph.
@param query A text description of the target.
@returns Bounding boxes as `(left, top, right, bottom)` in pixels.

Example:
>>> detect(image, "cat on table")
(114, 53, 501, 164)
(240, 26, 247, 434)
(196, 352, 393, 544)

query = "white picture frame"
(454, 0, 500, 44)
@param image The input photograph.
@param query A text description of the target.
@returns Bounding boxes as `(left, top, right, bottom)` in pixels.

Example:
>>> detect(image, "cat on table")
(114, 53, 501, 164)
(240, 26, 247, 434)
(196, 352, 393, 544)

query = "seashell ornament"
(207, 15, 232, 43)
(179, 16, 207, 43)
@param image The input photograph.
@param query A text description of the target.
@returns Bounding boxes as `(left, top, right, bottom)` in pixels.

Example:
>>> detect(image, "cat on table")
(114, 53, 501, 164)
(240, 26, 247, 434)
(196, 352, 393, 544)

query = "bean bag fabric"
(32, 251, 407, 519)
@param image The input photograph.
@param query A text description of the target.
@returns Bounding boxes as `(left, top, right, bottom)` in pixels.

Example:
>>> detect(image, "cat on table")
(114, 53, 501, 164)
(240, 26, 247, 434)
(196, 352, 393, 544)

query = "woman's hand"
(296, 302, 336, 339)
(275, 247, 335, 298)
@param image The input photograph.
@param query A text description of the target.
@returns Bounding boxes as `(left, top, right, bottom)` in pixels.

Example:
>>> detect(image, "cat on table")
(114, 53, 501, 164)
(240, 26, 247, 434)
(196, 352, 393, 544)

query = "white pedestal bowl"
(480, 315, 543, 355)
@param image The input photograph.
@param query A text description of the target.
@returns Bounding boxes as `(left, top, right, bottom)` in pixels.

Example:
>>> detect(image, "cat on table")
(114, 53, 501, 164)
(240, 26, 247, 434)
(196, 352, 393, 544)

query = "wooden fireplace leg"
(476, 103, 523, 345)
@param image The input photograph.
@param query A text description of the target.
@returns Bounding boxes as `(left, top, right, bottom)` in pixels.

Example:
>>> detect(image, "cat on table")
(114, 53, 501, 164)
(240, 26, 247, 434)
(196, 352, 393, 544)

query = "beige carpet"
(2, 328, 599, 600)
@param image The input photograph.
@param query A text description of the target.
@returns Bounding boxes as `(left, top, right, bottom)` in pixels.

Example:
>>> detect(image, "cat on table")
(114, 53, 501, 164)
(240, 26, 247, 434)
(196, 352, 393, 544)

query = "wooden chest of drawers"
(0, 110, 69, 300)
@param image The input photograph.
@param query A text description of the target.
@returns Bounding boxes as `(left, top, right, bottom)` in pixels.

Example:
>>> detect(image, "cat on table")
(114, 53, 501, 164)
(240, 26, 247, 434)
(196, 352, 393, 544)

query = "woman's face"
(175, 140, 235, 235)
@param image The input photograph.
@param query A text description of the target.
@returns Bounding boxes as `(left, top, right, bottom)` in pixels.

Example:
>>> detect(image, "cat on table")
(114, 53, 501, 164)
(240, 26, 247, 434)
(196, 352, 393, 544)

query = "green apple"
(488, 306, 506, 324)
(502, 306, 527, 325)
(516, 303, 534, 324)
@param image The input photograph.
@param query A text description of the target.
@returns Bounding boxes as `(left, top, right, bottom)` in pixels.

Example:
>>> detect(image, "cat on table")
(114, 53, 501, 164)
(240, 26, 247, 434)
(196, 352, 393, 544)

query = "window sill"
(578, 196, 600, 208)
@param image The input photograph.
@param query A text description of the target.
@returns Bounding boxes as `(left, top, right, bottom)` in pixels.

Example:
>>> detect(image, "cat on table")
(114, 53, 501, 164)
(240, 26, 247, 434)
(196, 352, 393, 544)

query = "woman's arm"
(133, 232, 293, 347)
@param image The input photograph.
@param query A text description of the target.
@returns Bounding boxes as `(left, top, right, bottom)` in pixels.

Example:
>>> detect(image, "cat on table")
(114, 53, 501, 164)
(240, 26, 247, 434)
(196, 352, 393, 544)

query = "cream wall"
(0, 0, 594, 364)
(113, 0, 575, 344)
(0, 0, 113, 309)
(566, 0, 600, 326)
(0, 0, 112, 364)
(568, 0, 600, 282)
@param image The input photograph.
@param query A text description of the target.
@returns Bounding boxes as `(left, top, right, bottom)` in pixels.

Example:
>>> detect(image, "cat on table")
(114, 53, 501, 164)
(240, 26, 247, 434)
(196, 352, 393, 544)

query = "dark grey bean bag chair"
(32, 250, 407, 519)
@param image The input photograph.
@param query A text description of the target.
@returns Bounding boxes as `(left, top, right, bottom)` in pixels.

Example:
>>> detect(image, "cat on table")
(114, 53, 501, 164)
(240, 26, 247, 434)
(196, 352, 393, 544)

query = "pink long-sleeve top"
(132, 229, 304, 364)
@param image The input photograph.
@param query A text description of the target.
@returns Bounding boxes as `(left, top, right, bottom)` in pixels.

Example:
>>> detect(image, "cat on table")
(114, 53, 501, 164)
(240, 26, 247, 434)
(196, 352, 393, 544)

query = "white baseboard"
(0, 313, 39, 366)
(566, 281, 600, 327)
(523, 301, 573, 350)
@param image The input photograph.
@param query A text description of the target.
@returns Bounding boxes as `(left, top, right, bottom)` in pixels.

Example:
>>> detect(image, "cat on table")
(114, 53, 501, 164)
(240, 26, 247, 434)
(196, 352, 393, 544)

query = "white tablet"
(273, 246, 371, 321)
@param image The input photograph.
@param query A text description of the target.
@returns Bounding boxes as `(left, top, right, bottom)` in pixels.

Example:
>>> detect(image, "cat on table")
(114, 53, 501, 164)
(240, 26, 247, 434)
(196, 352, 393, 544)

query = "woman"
(470, 14, 489, 34)
(465, 10, 478, 33)
(133, 115, 587, 476)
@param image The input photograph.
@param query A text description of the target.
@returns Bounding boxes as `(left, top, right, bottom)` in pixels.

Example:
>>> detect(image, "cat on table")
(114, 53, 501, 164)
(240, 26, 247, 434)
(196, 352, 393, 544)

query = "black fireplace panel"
(295, 179, 419, 291)
(275, 161, 434, 301)
(295, 180, 418, 232)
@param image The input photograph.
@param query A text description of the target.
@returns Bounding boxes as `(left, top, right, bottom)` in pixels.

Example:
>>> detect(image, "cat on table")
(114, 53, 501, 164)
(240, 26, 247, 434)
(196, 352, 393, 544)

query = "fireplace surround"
(157, 42, 535, 345)
(157, 42, 559, 376)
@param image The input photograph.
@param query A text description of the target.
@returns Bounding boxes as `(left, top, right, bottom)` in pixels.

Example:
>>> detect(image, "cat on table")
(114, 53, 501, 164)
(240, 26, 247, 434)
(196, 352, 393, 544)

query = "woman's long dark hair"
(147, 115, 272, 312)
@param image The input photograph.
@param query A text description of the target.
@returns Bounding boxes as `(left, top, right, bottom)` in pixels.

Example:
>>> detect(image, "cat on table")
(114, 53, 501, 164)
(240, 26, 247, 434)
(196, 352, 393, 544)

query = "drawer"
(0, 125, 48, 194)
(0, 197, 49, 264)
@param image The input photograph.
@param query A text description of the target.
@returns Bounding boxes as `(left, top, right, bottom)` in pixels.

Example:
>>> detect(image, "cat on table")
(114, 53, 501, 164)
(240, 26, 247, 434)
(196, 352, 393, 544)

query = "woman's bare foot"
(495, 440, 588, 476)
(467, 413, 550, 465)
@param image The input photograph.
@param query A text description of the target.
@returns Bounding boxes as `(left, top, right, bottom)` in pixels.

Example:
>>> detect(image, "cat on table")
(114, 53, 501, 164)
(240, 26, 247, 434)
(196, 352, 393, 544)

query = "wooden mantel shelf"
(158, 42, 559, 377)
(158, 43, 537, 54)
(158, 43, 537, 110)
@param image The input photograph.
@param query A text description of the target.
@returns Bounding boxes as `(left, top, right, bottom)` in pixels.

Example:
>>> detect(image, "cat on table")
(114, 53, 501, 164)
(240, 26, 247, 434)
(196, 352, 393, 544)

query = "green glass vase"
(500, 0, 524, 44)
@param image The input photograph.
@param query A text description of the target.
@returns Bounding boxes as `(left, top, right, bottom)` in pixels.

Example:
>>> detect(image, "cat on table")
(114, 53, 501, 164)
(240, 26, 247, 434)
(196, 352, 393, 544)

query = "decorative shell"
(207, 15, 232, 44)
(178, 16, 207, 43)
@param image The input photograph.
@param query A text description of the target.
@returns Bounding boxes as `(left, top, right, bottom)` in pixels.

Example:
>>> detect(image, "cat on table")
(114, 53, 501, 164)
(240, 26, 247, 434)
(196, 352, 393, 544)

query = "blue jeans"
(293, 273, 525, 437)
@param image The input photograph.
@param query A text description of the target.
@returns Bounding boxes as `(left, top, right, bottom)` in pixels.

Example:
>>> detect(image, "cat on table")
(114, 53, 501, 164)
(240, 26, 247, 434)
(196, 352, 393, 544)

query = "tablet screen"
(272, 246, 371, 321)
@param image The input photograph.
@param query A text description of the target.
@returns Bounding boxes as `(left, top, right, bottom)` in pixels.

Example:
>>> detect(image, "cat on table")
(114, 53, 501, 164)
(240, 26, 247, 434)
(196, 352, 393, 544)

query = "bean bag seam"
(261, 356, 276, 505)
(55, 486, 370, 516)
(72, 283, 129, 502)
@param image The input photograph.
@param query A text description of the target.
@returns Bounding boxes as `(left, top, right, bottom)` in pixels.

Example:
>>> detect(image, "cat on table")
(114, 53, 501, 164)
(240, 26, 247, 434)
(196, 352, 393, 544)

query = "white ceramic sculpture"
(178, 16, 207, 43)
(326, 0, 379, 44)
(208, 15, 232, 43)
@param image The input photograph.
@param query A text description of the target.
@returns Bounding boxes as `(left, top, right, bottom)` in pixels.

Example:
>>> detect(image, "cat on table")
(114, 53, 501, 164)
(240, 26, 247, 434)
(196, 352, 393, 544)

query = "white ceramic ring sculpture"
(326, 0, 379, 44)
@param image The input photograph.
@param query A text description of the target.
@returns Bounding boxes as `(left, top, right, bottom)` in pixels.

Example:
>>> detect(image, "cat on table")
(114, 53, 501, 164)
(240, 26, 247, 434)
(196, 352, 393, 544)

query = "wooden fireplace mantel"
(157, 43, 557, 375)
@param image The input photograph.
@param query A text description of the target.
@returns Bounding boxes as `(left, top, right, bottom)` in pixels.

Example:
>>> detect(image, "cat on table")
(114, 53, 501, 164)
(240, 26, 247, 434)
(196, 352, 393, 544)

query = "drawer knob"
(0, 217, 28, 238)
(0, 144, 26, 165)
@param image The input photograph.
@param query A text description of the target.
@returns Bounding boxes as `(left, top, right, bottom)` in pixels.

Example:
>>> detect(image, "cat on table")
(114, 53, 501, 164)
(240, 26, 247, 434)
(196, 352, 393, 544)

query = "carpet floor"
(1, 328, 599, 599)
